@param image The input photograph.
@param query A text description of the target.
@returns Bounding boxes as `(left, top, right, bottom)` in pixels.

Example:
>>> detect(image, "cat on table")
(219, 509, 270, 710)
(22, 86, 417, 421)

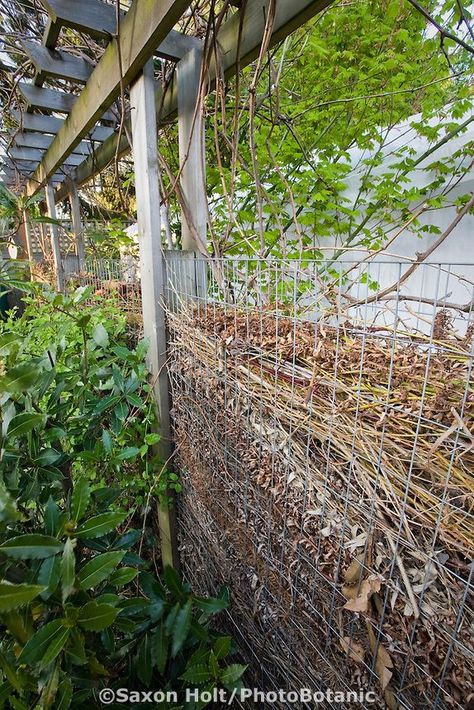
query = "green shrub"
(0, 481, 244, 709)
(0, 286, 167, 507)
(0, 284, 244, 708)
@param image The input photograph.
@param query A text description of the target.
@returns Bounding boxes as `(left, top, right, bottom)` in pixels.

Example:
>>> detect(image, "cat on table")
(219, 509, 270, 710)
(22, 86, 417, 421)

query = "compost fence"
(65, 254, 473, 708)
(164, 256, 473, 710)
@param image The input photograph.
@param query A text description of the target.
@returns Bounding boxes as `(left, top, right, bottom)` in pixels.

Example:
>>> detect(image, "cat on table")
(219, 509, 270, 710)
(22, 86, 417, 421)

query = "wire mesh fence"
(64, 257, 142, 329)
(164, 255, 474, 710)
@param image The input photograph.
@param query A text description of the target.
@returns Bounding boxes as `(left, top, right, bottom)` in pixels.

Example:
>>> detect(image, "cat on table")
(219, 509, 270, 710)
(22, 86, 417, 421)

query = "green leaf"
(56, 678, 73, 710)
(108, 567, 138, 587)
(163, 565, 183, 596)
(40, 627, 70, 668)
(0, 363, 41, 393)
(209, 650, 219, 679)
(66, 628, 87, 666)
(164, 602, 180, 635)
(78, 602, 118, 631)
(92, 323, 109, 348)
(102, 429, 113, 454)
(0, 681, 13, 706)
(194, 595, 228, 614)
(34, 448, 62, 466)
(115, 446, 140, 461)
(113, 401, 128, 422)
(220, 663, 247, 685)
(152, 624, 169, 675)
(78, 551, 125, 590)
(75, 512, 127, 539)
(71, 478, 91, 523)
(180, 664, 211, 684)
(38, 555, 61, 599)
(0, 535, 62, 559)
(18, 619, 65, 665)
(214, 636, 232, 660)
(144, 433, 160, 445)
(137, 633, 152, 685)
(44, 496, 59, 536)
(0, 583, 47, 611)
(7, 413, 44, 439)
(171, 600, 192, 657)
(61, 538, 76, 602)
(1, 401, 15, 438)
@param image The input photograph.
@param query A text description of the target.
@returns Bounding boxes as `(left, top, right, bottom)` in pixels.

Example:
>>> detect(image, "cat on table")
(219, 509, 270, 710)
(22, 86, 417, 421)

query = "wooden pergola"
(0, 0, 332, 564)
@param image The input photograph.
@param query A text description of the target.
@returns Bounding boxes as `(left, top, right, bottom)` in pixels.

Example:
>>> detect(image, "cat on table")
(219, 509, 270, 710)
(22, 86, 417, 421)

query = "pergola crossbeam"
(23, 40, 94, 85)
(156, 30, 202, 61)
(26, 0, 192, 196)
(10, 110, 114, 142)
(39, 0, 120, 40)
(10, 147, 84, 167)
(13, 132, 101, 157)
(18, 82, 116, 122)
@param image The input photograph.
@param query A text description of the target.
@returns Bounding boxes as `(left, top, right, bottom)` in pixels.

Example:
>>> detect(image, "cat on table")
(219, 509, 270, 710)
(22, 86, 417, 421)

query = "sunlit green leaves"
(61, 539, 76, 602)
(0, 584, 46, 611)
(78, 602, 119, 631)
(78, 552, 125, 590)
(0, 535, 63, 559)
(70, 478, 91, 523)
(75, 512, 127, 539)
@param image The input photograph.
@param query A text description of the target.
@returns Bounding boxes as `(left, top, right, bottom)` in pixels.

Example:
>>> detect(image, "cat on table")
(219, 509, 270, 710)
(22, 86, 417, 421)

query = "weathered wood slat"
(68, 181, 85, 269)
(19, 82, 76, 113)
(10, 110, 114, 141)
(39, 0, 120, 39)
(38, 2, 197, 62)
(23, 40, 94, 84)
(55, 0, 333, 201)
(14, 132, 96, 157)
(130, 60, 178, 568)
(157, 30, 202, 61)
(18, 82, 116, 122)
(3, 167, 65, 182)
(10, 147, 84, 166)
(45, 182, 65, 291)
(26, 0, 192, 195)
(42, 17, 61, 50)
(177, 47, 206, 252)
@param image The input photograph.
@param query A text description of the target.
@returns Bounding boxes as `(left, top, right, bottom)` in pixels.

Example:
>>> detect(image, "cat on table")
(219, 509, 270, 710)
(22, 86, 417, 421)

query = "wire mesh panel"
(165, 255, 474, 709)
(64, 257, 142, 322)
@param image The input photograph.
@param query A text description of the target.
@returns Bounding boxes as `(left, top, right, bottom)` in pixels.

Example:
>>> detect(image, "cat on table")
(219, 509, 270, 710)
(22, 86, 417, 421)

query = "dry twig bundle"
(168, 304, 473, 709)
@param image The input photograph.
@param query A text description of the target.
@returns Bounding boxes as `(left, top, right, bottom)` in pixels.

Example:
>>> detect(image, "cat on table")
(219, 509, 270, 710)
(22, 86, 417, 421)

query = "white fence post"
(130, 59, 178, 569)
(45, 183, 65, 292)
(69, 181, 86, 271)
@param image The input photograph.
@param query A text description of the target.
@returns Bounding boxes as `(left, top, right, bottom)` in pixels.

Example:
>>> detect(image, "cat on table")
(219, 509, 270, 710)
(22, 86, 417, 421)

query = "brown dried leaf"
(343, 575, 381, 613)
(376, 643, 394, 692)
(344, 555, 365, 585)
(340, 636, 365, 664)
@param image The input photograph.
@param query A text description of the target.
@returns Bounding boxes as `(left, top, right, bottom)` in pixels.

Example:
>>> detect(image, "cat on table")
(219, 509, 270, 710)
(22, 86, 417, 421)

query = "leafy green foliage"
(0, 289, 244, 708)
(0, 484, 242, 708)
(158, 0, 474, 267)
(0, 287, 167, 507)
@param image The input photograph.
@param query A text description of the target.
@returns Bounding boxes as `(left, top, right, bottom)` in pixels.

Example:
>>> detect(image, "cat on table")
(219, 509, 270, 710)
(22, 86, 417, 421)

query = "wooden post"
(69, 181, 86, 271)
(130, 60, 178, 569)
(177, 47, 206, 252)
(45, 183, 65, 292)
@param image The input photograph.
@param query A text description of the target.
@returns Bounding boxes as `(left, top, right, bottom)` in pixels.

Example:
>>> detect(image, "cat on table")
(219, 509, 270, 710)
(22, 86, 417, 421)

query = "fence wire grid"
(164, 255, 473, 710)
(68, 254, 473, 709)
